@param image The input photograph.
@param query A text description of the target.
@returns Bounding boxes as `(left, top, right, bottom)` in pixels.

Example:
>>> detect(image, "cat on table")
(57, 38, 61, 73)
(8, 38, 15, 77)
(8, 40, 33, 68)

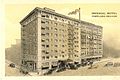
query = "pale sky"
(5, 4, 120, 49)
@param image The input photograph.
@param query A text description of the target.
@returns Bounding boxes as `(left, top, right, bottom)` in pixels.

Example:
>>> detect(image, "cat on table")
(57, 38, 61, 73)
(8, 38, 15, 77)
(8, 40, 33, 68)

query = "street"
(5, 58, 120, 76)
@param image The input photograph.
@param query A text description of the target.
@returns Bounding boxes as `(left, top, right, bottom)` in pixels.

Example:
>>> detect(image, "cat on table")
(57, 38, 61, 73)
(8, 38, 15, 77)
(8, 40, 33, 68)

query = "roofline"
(20, 7, 103, 28)
(20, 8, 39, 24)
(81, 21, 103, 28)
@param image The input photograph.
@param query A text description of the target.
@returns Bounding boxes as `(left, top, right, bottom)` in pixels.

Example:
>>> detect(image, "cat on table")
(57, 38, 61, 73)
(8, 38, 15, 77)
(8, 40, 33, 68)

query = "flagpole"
(79, 8, 80, 21)
(68, 8, 81, 21)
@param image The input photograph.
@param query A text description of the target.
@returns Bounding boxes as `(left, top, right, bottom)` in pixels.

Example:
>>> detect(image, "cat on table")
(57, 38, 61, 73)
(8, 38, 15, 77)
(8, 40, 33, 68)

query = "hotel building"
(80, 21, 103, 64)
(20, 7, 103, 75)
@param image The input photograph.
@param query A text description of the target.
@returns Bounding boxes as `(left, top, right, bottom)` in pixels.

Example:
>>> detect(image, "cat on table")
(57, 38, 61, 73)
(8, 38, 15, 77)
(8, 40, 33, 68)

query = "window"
(62, 19, 64, 22)
(41, 33, 45, 36)
(30, 63, 32, 66)
(23, 25, 25, 27)
(46, 51, 49, 54)
(74, 55, 78, 57)
(74, 41, 79, 43)
(46, 15, 49, 18)
(55, 56, 58, 58)
(55, 39, 58, 42)
(22, 39, 25, 41)
(42, 56, 45, 59)
(55, 45, 58, 47)
(41, 39, 45, 42)
(46, 21, 49, 24)
(74, 32, 76, 34)
(46, 27, 49, 30)
(42, 50, 45, 53)
(46, 33, 49, 36)
(63, 35, 65, 37)
(46, 45, 49, 47)
(55, 28, 57, 31)
(68, 21, 70, 24)
(55, 50, 58, 53)
(76, 28, 79, 30)
(41, 27, 45, 30)
(55, 34, 58, 37)
(46, 56, 49, 59)
(23, 43, 26, 46)
(41, 15, 45, 17)
(41, 21, 45, 23)
(55, 23, 57, 26)
(54, 17, 57, 20)
(42, 44, 45, 48)
(62, 45, 64, 47)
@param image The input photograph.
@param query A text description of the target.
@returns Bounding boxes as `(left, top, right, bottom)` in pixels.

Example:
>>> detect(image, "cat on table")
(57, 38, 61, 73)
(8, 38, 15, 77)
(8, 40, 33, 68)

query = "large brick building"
(20, 7, 103, 75)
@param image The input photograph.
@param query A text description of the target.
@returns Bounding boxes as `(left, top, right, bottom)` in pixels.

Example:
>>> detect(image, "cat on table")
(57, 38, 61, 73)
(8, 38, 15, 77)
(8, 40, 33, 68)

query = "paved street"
(5, 58, 120, 76)
(5, 60, 24, 76)
(50, 58, 120, 76)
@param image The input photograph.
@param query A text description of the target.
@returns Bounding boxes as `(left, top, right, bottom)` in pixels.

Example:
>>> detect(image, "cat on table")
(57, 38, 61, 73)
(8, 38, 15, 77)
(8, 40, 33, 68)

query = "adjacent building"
(20, 7, 103, 75)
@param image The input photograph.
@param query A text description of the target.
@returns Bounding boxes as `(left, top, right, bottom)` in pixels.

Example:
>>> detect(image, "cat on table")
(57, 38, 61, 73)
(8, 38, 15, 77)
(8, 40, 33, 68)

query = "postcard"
(1, 0, 120, 80)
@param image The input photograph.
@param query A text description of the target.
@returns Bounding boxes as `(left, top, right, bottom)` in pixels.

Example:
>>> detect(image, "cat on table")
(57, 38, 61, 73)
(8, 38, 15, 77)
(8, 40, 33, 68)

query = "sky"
(5, 4, 120, 49)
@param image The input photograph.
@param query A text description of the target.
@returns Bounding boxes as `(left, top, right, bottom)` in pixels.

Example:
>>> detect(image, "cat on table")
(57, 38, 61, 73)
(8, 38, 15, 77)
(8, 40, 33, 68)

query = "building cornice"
(20, 7, 102, 28)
